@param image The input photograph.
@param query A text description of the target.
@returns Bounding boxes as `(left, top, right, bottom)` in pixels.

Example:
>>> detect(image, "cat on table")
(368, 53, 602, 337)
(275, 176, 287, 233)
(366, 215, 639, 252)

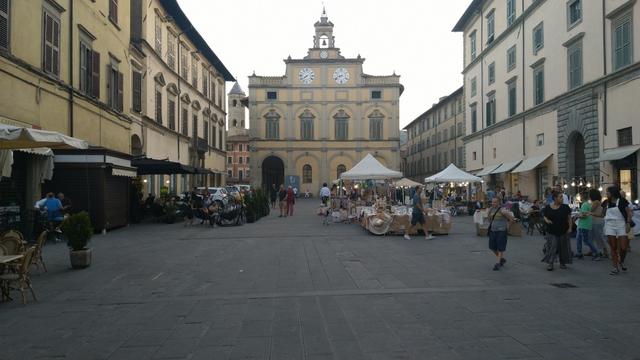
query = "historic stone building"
(403, 87, 466, 183)
(248, 9, 403, 191)
(226, 82, 251, 185)
(454, 0, 640, 200)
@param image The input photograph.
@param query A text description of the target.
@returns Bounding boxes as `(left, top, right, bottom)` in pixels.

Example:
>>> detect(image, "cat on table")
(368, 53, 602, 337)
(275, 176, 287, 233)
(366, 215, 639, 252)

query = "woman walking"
(574, 191, 600, 260)
(542, 190, 573, 271)
(487, 198, 515, 271)
(286, 185, 295, 216)
(278, 185, 287, 217)
(588, 189, 608, 258)
(604, 186, 633, 275)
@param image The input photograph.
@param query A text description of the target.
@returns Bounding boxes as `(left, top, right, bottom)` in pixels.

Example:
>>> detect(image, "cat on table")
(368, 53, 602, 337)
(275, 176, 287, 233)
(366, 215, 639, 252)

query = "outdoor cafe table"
(0, 255, 23, 264)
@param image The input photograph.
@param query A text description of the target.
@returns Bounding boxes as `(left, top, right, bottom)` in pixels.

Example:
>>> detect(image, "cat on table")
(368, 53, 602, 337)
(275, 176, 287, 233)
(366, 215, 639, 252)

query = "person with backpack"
(487, 197, 515, 271)
(604, 186, 634, 275)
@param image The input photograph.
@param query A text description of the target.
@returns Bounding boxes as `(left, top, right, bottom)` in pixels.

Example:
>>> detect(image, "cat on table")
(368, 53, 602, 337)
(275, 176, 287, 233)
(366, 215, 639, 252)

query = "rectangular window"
(567, 0, 582, 29)
(457, 147, 464, 166)
(167, 98, 176, 130)
(471, 77, 477, 97)
(533, 65, 545, 105)
(533, 22, 544, 54)
(191, 56, 198, 88)
(167, 32, 175, 70)
(155, 89, 162, 124)
(154, 15, 162, 54)
(617, 127, 633, 146)
(470, 105, 477, 133)
(568, 41, 583, 89)
(132, 70, 142, 112)
(470, 31, 477, 61)
(79, 38, 94, 96)
(239, 144, 243, 151)
(336, 119, 348, 140)
(487, 10, 495, 44)
(507, 45, 516, 72)
(42, 9, 60, 76)
(488, 62, 495, 84)
(0, 0, 10, 50)
(613, 13, 633, 71)
(486, 96, 496, 127)
(109, 0, 118, 25)
(443, 129, 448, 142)
(108, 58, 123, 112)
(227, 157, 232, 164)
(472, 151, 477, 161)
(202, 67, 208, 97)
(181, 107, 188, 136)
(508, 81, 517, 117)
(507, 0, 516, 26)
(537, 133, 544, 146)
(180, 45, 188, 79)
(192, 114, 198, 139)
(238, 157, 243, 164)
(371, 90, 382, 99)
(266, 91, 277, 100)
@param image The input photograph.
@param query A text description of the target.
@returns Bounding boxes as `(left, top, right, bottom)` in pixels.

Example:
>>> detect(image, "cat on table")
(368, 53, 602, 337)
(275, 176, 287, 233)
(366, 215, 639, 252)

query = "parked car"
(195, 187, 229, 207)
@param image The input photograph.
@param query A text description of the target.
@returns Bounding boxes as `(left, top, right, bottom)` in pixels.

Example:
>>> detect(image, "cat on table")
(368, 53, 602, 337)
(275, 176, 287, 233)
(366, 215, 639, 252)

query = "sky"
(178, 0, 470, 129)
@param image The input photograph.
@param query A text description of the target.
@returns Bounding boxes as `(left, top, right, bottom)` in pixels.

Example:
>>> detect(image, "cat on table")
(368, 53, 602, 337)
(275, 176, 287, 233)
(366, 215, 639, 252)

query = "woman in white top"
(604, 186, 633, 275)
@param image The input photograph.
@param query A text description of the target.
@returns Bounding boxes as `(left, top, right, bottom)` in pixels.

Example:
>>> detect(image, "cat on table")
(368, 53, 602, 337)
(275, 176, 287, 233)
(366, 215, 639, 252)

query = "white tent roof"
(425, 163, 482, 183)
(340, 153, 402, 180)
(393, 178, 423, 188)
(0, 124, 88, 150)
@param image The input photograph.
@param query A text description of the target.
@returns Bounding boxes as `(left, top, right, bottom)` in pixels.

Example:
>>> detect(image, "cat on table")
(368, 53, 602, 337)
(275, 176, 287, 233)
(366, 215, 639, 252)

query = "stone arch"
(131, 134, 143, 157)
(232, 119, 238, 127)
(293, 153, 321, 191)
(558, 104, 598, 179)
(261, 155, 285, 189)
(566, 131, 586, 178)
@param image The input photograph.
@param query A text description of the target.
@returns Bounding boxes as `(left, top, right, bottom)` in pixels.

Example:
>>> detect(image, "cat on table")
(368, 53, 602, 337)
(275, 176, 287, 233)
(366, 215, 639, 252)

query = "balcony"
(196, 137, 208, 152)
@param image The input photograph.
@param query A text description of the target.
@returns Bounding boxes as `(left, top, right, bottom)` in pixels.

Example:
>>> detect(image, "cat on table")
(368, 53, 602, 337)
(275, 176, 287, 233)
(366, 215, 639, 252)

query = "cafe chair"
(0, 236, 23, 255)
(0, 246, 37, 305)
(32, 231, 48, 273)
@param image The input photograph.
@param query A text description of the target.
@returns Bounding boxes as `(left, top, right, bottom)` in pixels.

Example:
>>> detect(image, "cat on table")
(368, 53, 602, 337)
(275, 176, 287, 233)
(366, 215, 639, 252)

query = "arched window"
(334, 109, 350, 140)
(300, 109, 315, 140)
(369, 109, 384, 140)
(232, 99, 238, 107)
(232, 119, 237, 127)
(303, 164, 312, 183)
(337, 164, 346, 179)
(264, 109, 280, 139)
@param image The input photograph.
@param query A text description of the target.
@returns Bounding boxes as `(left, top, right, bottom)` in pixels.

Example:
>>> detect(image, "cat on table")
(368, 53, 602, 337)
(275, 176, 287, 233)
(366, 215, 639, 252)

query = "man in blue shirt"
(43, 192, 64, 222)
(405, 185, 434, 240)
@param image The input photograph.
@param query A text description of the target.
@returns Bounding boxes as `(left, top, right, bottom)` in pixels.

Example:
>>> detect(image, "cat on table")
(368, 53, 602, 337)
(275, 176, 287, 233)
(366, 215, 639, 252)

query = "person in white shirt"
(319, 183, 331, 206)
(604, 186, 633, 275)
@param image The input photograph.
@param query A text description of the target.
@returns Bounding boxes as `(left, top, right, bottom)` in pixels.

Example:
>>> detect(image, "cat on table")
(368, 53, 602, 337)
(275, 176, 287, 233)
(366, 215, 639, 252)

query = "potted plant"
(61, 211, 93, 269)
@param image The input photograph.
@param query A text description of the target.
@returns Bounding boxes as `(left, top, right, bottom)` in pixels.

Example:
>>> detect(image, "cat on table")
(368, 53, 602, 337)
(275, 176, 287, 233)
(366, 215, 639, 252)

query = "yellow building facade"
(249, 10, 403, 192)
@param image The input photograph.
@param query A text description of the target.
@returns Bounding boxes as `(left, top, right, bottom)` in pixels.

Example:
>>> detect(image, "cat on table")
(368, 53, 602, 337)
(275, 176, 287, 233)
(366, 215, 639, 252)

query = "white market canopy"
(0, 124, 88, 150)
(393, 178, 423, 188)
(340, 153, 403, 180)
(425, 163, 482, 183)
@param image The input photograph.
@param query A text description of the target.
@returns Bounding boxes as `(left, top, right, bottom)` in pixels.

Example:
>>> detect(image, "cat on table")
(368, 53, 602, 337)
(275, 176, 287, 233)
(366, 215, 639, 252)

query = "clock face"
(333, 68, 350, 84)
(298, 68, 315, 84)
(320, 50, 328, 59)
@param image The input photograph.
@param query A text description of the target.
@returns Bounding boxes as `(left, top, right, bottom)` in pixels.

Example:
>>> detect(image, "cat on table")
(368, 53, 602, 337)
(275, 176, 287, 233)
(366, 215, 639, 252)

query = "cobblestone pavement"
(2, 199, 640, 359)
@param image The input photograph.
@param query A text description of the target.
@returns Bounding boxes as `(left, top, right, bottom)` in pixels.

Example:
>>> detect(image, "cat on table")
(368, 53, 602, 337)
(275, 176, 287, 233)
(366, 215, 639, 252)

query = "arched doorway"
(567, 132, 586, 177)
(262, 156, 284, 189)
(131, 135, 143, 157)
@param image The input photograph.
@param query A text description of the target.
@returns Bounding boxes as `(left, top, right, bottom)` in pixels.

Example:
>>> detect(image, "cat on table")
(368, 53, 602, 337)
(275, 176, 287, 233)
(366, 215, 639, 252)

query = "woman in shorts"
(604, 186, 633, 275)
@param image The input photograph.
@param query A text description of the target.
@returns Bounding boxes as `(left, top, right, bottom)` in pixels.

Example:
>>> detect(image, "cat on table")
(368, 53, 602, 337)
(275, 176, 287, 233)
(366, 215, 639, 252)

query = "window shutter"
(0, 0, 9, 50)
(117, 71, 123, 111)
(109, 0, 118, 24)
(132, 71, 141, 112)
(91, 51, 100, 98)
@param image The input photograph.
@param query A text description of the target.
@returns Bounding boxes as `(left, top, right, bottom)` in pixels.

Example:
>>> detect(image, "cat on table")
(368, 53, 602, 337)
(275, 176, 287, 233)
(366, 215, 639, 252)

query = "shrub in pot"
(61, 211, 93, 269)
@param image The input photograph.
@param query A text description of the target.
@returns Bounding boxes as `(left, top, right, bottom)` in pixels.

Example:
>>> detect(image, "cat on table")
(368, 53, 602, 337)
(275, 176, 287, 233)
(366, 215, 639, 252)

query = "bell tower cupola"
(313, 7, 335, 49)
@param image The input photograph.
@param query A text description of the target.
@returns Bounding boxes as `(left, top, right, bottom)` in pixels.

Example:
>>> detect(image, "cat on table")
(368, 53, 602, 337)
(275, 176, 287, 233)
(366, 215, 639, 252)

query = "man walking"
(404, 185, 434, 240)
(270, 184, 277, 209)
(286, 185, 295, 217)
(487, 198, 515, 270)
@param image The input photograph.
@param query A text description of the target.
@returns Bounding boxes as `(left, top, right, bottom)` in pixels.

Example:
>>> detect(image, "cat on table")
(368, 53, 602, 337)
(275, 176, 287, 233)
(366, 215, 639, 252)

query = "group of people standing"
(270, 184, 296, 217)
(487, 185, 635, 275)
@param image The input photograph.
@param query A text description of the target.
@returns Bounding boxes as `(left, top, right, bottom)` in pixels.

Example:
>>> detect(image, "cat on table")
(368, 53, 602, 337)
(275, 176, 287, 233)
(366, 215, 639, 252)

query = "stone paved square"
(2, 200, 640, 359)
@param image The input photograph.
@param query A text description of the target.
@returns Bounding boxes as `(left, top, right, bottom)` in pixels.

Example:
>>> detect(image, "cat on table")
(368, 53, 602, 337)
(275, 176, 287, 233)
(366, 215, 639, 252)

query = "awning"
(512, 153, 553, 173)
(0, 124, 88, 150)
(131, 157, 196, 175)
(111, 166, 137, 178)
(475, 164, 501, 176)
(595, 145, 640, 162)
(490, 160, 522, 174)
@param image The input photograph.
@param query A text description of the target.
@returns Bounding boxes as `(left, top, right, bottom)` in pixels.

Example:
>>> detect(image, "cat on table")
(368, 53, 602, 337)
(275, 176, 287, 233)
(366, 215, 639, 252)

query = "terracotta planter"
(70, 248, 92, 269)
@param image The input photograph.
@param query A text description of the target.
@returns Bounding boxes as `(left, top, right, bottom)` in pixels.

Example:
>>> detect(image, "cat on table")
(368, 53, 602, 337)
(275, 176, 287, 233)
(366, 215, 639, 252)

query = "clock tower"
(248, 8, 403, 191)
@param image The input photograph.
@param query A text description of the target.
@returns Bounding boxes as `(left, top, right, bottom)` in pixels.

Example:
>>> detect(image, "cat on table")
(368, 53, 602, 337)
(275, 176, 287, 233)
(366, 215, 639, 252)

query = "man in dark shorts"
(405, 185, 434, 240)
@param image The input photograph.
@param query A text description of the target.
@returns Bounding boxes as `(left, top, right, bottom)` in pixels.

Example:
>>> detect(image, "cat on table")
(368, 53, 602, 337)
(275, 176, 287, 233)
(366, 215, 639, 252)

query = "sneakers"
(574, 254, 584, 259)
(610, 268, 620, 275)
(621, 263, 628, 272)
(492, 263, 501, 271)
(547, 264, 554, 271)
(500, 258, 507, 266)
(425, 234, 435, 240)
(592, 255, 601, 262)
(404, 234, 411, 240)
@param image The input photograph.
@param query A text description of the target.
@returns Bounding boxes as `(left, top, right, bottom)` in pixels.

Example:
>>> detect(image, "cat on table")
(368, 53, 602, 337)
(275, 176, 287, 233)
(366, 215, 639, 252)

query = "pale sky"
(178, 0, 470, 129)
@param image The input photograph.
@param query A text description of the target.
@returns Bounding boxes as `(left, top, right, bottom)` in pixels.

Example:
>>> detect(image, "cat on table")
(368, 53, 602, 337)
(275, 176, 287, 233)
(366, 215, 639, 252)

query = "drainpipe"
(521, 0, 526, 157)
(602, 0, 608, 137)
(479, 7, 485, 165)
(68, 0, 74, 136)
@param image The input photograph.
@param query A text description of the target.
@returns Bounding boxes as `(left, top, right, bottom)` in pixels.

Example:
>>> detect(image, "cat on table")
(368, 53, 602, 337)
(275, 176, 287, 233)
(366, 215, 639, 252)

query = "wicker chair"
(1, 230, 24, 240)
(0, 246, 37, 304)
(32, 231, 48, 272)
(0, 236, 23, 255)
